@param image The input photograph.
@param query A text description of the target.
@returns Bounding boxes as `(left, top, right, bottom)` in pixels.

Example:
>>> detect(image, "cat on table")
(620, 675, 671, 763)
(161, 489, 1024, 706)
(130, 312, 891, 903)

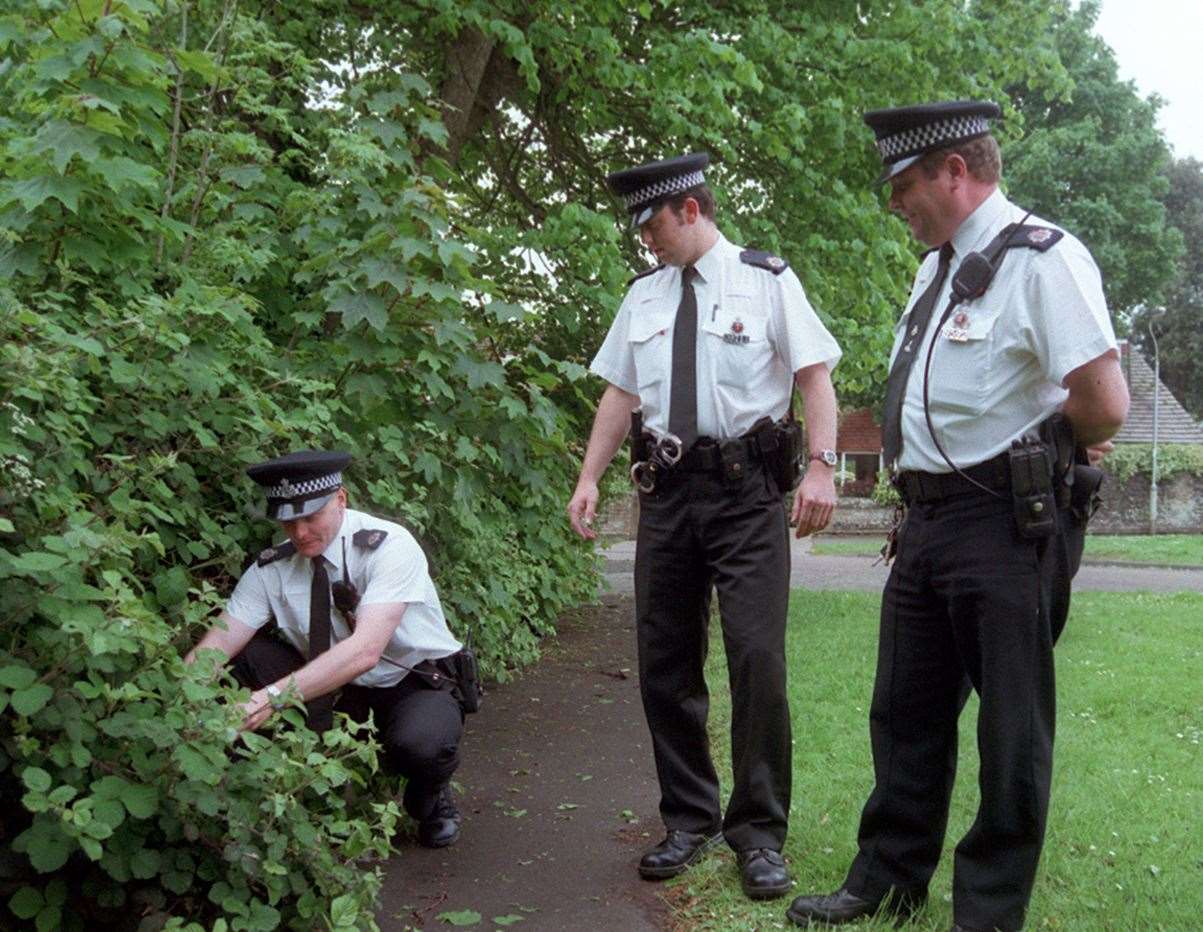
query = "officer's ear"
(682, 197, 701, 225)
(943, 152, 970, 185)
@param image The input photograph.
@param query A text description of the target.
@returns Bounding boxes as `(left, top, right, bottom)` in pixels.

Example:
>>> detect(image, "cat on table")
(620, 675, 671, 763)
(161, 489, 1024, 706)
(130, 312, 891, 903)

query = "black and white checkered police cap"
(245, 449, 351, 521)
(863, 100, 1001, 184)
(606, 153, 710, 227)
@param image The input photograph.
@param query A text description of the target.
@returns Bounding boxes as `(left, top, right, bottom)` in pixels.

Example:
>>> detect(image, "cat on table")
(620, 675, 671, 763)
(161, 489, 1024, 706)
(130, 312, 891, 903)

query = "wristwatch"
(809, 449, 838, 467)
(265, 684, 286, 710)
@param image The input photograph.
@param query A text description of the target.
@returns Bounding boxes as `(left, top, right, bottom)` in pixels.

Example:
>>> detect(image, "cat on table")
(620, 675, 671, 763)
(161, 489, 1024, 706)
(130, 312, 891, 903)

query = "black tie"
(669, 265, 699, 448)
(881, 244, 954, 468)
(307, 557, 334, 732)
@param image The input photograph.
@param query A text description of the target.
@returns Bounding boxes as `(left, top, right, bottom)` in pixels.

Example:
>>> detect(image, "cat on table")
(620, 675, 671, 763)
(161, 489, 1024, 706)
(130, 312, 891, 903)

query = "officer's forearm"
(273, 637, 375, 704)
(794, 363, 838, 452)
(577, 385, 639, 486)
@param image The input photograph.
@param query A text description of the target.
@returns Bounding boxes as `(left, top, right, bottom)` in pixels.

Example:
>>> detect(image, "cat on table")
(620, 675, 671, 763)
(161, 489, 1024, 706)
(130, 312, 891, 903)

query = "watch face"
(816, 449, 837, 466)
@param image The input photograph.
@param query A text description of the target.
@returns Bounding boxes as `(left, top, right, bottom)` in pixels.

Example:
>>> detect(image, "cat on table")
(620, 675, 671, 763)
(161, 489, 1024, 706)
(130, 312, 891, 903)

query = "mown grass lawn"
(669, 590, 1203, 931)
(810, 533, 1203, 566)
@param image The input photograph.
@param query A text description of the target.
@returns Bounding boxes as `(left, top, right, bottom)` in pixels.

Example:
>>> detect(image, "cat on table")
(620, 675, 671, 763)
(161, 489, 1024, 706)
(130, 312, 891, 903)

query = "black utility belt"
(631, 416, 803, 494)
(895, 453, 1011, 504)
(679, 435, 768, 472)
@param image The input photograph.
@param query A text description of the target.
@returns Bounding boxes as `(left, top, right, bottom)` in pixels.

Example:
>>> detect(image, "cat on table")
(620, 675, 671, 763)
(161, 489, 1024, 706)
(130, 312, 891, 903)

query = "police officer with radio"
(785, 103, 1129, 931)
(566, 153, 842, 899)
(184, 450, 469, 849)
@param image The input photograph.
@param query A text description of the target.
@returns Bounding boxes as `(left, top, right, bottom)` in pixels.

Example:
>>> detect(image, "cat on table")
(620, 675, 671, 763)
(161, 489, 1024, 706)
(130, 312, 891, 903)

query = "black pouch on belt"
(720, 438, 749, 486)
(450, 647, 482, 714)
(1009, 437, 1057, 540)
(771, 418, 805, 491)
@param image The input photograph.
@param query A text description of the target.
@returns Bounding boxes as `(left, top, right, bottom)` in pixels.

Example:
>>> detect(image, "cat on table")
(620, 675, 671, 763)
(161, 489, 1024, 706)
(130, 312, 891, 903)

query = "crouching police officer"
(786, 102, 1129, 931)
(185, 450, 467, 848)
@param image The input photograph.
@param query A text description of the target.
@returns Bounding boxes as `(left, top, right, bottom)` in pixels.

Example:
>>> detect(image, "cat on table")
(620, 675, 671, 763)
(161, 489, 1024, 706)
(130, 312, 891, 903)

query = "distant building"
(1113, 340, 1203, 446)
(835, 408, 883, 495)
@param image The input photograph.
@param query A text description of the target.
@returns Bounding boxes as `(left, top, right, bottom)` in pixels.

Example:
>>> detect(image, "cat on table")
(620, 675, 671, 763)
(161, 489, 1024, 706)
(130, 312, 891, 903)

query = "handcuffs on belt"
(630, 432, 684, 493)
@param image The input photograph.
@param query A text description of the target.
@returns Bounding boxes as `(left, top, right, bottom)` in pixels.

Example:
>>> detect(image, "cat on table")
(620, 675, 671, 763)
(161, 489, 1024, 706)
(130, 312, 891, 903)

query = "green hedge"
(1104, 443, 1203, 483)
(0, 2, 595, 928)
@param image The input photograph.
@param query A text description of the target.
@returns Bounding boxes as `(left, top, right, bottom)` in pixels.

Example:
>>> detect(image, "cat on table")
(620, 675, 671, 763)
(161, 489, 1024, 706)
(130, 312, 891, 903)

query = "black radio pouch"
(774, 418, 805, 491)
(451, 647, 482, 714)
(720, 437, 749, 486)
(1009, 437, 1057, 540)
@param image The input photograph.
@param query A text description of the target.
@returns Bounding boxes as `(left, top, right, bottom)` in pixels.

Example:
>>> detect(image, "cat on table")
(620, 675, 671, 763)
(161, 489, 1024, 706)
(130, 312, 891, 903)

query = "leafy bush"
(871, 469, 902, 507)
(0, 1, 595, 927)
(1103, 443, 1203, 483)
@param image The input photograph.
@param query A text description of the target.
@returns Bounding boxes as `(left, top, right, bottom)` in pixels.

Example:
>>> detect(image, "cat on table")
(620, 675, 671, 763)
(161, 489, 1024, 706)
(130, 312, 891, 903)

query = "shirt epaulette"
(257, 541, 296, 566)
(352, 528, 389, 550)
(739, 249, 789, 274)
(1002, 225, 1064, 253)
(628, 264, 665, 285)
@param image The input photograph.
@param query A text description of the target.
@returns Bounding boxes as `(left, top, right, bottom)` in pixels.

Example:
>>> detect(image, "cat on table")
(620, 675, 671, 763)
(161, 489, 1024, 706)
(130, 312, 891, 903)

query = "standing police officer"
(786, 103, 1129, 930)
(185, 450, 467, 848)
(567, 154, 842, 899)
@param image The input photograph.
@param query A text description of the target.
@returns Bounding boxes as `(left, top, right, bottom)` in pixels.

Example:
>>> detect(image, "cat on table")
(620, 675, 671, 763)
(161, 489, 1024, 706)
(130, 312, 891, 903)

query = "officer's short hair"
(918, 134, 1002, 184)
(666, 184, 716, 221)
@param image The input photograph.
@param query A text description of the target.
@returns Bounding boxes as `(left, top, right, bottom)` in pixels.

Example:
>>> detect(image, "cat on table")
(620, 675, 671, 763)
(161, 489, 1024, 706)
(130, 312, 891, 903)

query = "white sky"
(1093, 0, 1203, 161)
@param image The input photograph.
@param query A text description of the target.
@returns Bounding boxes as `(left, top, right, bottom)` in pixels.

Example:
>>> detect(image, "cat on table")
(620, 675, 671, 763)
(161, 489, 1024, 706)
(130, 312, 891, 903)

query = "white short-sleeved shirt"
(590, 233, 842, 440)
(892, 189, 1117, 473)
(226, 508, 461, 688)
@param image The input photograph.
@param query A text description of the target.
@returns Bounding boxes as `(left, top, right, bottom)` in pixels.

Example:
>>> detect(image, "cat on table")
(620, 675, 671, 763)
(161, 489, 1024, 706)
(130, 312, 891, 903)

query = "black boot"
(638, 829, 722, 880)
(415, 786, 461, 849)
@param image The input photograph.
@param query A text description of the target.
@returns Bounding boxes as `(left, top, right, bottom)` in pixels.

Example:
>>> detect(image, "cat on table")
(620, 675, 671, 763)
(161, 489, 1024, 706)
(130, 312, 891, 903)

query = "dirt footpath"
(378, 593, 669, 932)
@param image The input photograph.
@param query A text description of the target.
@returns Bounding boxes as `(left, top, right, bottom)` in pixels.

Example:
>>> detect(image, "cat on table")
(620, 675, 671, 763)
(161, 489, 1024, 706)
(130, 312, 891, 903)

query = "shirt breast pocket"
(701, 297, 768, 387)
(628, 306, 674, 400)
(933, 303, 1004, 414)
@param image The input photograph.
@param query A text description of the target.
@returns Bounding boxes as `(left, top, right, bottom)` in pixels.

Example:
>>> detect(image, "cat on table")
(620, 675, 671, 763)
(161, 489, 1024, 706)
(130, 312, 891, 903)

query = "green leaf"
(9, 551, 69, 573)
(78, 836, 102, 861)
(31, 120, 101, 174)
(129, 847, 161, 879)
(94, 156, 160, 193)
(4, 176, 85, 213)
(0, 664, 37, 689)
(329, 893, 358, 926)
(8, 887, 43, 920)
(437, 910, 482, 926)
(492, 916, 524, 926)
(11, 684, 54, 716)
(120, 783, 158, 819)
(20, 820, 72, 872)
(35, 905, 62, 932)
(93, 797, 126, 830)
(21, 767, 52, 793)
(0, 517, 13, 532)
(330, 292, 388, 331)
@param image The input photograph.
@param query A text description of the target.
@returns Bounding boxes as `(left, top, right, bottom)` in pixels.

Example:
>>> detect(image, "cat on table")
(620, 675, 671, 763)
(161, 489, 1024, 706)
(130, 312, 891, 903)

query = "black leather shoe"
(786, 887, 924, 926)
(638, 829, 722, 879)
(416, 786, 461, 848)
(738, 848, 791, 900)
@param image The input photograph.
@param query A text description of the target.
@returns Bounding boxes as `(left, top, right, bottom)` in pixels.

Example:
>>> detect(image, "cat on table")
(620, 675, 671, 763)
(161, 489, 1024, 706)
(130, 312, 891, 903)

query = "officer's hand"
(567, 482, 600, 540)
(1085, 440, 1114, 466)
(791, 468, 837, 538)
(237, 690, 273, 732)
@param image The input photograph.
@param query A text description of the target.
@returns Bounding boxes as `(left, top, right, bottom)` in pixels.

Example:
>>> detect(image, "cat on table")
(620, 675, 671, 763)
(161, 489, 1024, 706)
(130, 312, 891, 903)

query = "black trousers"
(231, 630, 464, 818)
(634, 458, 791, 852)
(844, 491, 1079, 931)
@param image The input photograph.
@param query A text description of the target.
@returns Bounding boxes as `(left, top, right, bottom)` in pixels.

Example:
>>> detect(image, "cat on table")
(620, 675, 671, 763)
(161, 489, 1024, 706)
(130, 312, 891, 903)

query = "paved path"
(379, 595, 666, 932)
(599, 538, 1203, 595)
